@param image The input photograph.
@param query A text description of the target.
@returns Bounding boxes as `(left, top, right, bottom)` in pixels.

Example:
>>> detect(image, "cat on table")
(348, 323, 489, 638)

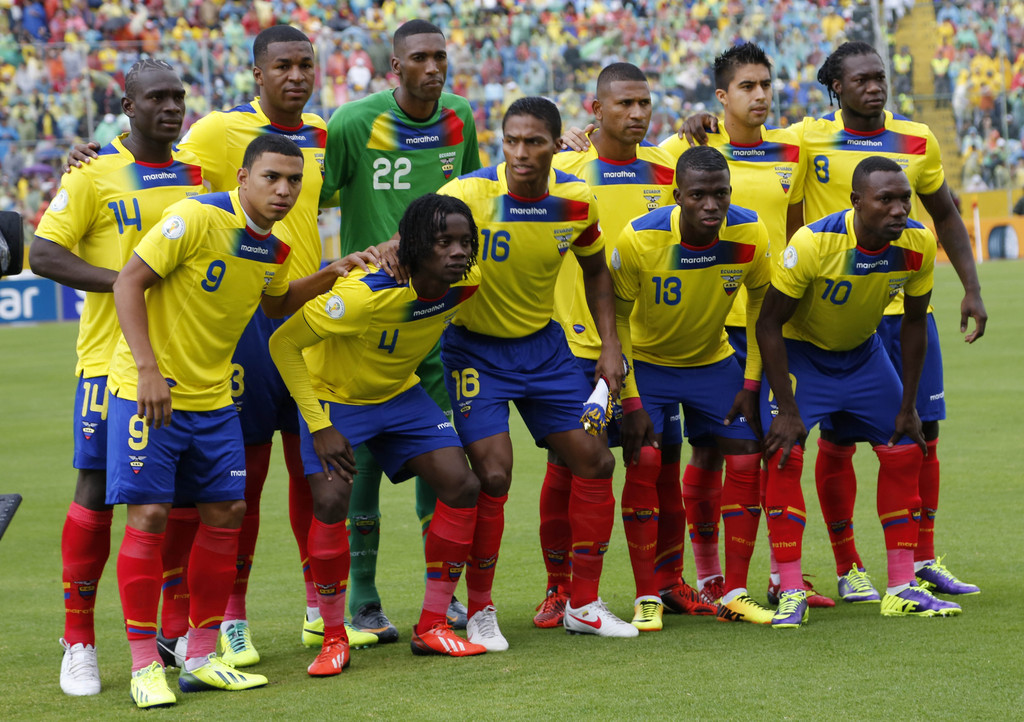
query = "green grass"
(1, 262, 1022, 720)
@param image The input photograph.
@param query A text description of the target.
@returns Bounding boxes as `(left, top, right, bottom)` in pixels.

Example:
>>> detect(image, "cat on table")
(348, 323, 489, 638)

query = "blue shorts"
(106, 395, 246, 505)
(232, 308, 299, 445)
(635, 357, 757, 442)
(760, 335, 914, 447)
(876, 313, 945, 422)
(299, 385, 461, 483)
(441, 322, 592, 447)
(573, 356, 683, 448)
(73, 375, 109, 471)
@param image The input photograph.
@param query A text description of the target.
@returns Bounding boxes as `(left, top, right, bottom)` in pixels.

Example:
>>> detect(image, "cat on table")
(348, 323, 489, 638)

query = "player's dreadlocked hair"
(713, 42, 772, 91)
(851, 155, 903, 193)
(676, 144, 730, 180)
(124, 58, 175, 99)
(253, 25, 312, 67)
(393, 19, 445, 53)
(397, 193, 479, 279)
(817, 41, 880, 108)
(503, 96, 561, 141)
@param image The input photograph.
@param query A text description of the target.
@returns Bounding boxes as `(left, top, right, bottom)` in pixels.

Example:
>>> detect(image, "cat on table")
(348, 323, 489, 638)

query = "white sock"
(886, 583, 911, 595)
(306, 607, 321, 622)
(220, 618, 244, 635)
(721, 588, 747, 604)
(913, 559, 934, 573)
(769, 573, 781, 586)
(634, 595, 661, 606)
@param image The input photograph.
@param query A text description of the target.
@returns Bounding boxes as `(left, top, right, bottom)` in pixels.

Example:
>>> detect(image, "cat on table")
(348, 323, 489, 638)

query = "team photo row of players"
(32, 20, 985, 711)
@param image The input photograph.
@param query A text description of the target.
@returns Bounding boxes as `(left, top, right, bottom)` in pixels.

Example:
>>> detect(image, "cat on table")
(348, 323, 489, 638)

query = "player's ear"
(673, 186, 683, 206)
(121, 95, 134, 118)
(237, 166, 249, 188)
(252, 64, 263, 89)
(714, 87, 727, 105)
(850, 190, 860, 209)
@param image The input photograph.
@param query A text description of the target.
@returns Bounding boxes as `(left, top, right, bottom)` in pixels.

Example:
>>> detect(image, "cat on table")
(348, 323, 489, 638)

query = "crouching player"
(756, 156, 962, 629)
(107, 135, 372, 708)
(269, 193, 488, 673)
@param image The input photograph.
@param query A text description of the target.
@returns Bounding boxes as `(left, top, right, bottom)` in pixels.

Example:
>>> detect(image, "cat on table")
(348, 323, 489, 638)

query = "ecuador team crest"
(439, 150, 457, 179)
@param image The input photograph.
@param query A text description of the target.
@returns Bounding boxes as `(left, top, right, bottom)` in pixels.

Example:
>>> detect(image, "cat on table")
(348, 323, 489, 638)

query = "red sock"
(418, 501, 476, 633)
(654, 460, 685, 591)
(569, 475, 615, 607)
(307, 517, 350, 638)
(160, 507, 199, 638)
(223, 444, 269, 621)
(682, 464, 722, 581)
(538, 461, 573, 591)
(874, 444, 923, 587)
(466, 492, 506, 617)
(915, 439, 940, 563)
(117, 526, 163, 672)
(722, 453, 762, 593)
(621, 446, 661, 599)
(61, 503, 112, 646)
(815, 438, 863, 574)
(186, 523, 240, 660)
(283, 432, 316, 605)
(764, 447, 806, 591)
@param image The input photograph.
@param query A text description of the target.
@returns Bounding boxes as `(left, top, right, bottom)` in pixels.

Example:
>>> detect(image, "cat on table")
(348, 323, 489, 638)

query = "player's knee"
(577, 447, 615, 480)
(443, 467, 480, 509)
(688, 444, 723, 470)
(922, 420, 939, 441)
(312, 484, 350, 525)
(73, 469, 110, 511)
(475, 465, 512, 497)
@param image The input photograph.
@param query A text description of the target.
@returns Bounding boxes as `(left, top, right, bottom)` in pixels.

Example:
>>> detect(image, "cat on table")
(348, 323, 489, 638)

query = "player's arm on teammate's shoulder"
(917, 182, 987, 342)
(268, 311, 357, 483)
(577, 249, 623, 395)
(30, 238, 118, 290)
(891, 290, 931, 451)
(558, 123, 595, 151)
(755, 285, 805, 466)
(260, 250, 380, 318)
(112, 254, 171, 429)
(366, 235, 411, 284)
(63, 141, 101, 172)
(676, 112, 719, 146)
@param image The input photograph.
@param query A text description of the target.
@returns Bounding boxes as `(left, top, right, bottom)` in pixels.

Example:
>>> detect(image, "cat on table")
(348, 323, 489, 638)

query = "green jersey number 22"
(372, 157, 412, 190)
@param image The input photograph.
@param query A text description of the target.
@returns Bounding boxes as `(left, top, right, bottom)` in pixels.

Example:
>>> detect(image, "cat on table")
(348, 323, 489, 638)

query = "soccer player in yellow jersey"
(612, 146, 772, 629)
(757, 157, 962, 628)
(802, 42, 985, 602)
(269, 194, 489, 672)
(439, 97, 635, 648)
(30, 59, 206, 696)
(539, 63, 714, 630)
(665, 44, 832, 609)
(106, 135, 370, 708)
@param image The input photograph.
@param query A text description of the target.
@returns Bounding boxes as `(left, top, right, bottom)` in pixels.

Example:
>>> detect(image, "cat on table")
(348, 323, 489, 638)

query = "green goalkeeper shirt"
(320, 89, 481, 255)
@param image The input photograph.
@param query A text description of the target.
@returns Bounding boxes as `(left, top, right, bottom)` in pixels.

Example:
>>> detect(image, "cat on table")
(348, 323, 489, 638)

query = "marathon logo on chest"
(234, 229, 290, 264)
(592, 157, 674, 187)
(406, 284, 479, 321)
(499, 194, 590, 224)
(725, 141, 799, 164)
(368, 108, 465, 151)
(846, 245, 923, 276)
(133, 161, 204, 190)
(832, 129, 927, 155)
(672, 240, 755, 270)
(266, 124, 328, 150)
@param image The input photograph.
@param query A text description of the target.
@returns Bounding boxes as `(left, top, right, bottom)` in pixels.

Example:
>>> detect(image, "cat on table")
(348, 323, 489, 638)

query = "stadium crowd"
(1, 0, 879, 237)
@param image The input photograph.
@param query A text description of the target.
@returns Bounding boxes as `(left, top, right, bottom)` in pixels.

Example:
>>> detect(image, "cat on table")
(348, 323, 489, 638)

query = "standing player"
(612, 146, 771, 629)
(756, 157, 962, 628)
(801, 42, 985, 602)
(31, 59, 206, 696)
(544, 62, 714, 630)
(107, 135, 355, 707)
(439, 97, 635, 650)
(664, 44, 831, 608)
(269, 194, 489, 673)
(318, 19, 481, 640)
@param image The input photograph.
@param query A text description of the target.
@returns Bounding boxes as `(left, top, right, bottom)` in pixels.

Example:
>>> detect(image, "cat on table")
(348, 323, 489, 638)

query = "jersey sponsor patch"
(162, 215, 186, 240)
(783, 245, 798, 268)
(50, 188, 69, 212)
(611, 247, 622, 270)
(325, 295, 345, 319)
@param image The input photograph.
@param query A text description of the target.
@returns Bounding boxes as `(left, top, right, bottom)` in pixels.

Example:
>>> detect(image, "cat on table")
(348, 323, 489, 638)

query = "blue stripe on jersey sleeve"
(725, 205, 758, 226)
(98, 143, 120, 157)
(808, 210, 849, 235)
(630, 204, 674, 232)
(822, 111, 838, 121)
(359, 270, 404, 292)
(459, 166, 499, 181)
(194, 192, 234, 213)
(905, 218, 925, 230)
(553, 168, 585, 185)
(225, 102, 257, 115)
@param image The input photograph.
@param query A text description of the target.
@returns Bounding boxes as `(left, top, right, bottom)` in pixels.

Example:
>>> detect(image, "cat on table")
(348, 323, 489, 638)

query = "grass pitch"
(1, 262, 1021, 720)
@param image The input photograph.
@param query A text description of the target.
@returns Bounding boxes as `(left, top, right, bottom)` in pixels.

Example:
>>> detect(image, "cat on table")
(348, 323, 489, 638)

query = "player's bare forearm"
(29, 238, 118, 291)
(899, 292, 930, 421)
(268, 318, 331, 434)
(920, 184, 986, 341)
(580, 253, 623, 393)
(786, 203, 804, 240)
(312, 427, 356, 483)
(755, 288, 799, 416)
(113, 256, 168, 426)
(261, 251, 378, 318)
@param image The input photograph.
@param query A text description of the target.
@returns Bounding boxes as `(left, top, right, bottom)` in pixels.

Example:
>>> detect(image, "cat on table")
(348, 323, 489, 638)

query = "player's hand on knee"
(763, 411, 805, 468)
(725, 388, 762, 439)
(890, 408, 926, 452)
(621, 409, 657, 466)
(64, 141, 100, 173)
(312, 427, 357, 482)
(679, 113, 717, 147)
(136, 369, 173, 429)
(558, 124, 595, 151)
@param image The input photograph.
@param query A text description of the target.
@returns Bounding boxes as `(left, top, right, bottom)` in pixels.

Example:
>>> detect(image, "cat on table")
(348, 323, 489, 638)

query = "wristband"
(622, 397, 644, 415)
(743, 379, 762, 392)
